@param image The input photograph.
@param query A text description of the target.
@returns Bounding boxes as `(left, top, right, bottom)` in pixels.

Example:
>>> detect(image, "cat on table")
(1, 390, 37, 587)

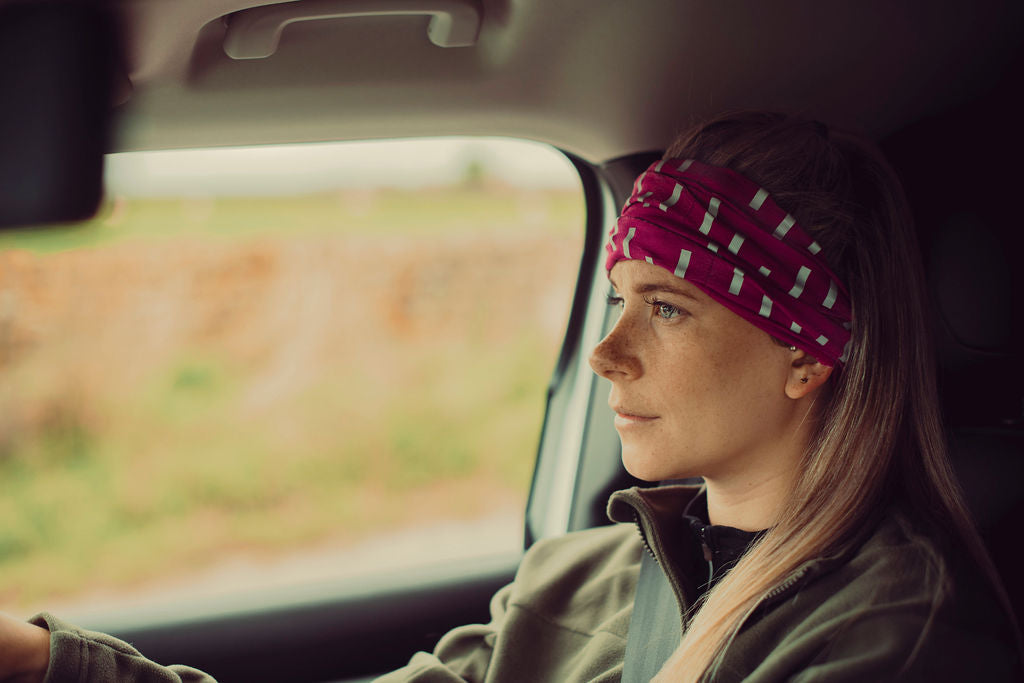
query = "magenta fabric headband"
(605, 158, 853, 367)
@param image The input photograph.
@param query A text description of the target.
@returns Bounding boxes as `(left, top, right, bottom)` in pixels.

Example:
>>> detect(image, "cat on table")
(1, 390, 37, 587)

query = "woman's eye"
(643, 295, 682, 320)
(655, 302, 680, 319)
(606, 294, 624, 309)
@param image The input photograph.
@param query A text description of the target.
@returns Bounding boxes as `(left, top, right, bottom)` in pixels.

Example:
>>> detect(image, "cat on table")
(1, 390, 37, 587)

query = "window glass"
(0, 138, 582, 617)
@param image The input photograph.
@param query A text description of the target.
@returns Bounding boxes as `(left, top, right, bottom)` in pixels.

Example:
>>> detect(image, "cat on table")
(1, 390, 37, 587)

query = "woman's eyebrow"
(634, 282, 702, 303)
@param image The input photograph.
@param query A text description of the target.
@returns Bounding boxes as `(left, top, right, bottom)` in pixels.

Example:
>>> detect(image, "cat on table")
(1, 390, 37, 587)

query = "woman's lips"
(612, 408, 659, 428)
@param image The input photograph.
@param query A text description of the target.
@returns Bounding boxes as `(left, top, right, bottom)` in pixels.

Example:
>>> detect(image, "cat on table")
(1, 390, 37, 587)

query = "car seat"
(883, 95, 1024, 628)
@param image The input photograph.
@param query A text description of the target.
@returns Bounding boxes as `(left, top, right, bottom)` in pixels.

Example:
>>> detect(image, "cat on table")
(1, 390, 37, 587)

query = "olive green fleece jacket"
(30, 485, 1022, 682)
(380, 485, 1022, 682)
(29, 612, 213, 683)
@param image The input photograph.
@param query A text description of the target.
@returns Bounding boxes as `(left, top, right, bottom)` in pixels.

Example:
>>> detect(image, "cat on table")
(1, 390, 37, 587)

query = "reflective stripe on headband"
(605, 158, 853, 366)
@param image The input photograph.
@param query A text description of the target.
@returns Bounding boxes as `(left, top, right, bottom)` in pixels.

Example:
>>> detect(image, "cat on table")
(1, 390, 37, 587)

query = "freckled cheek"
(673, 376, 729, 436)
(659, 350, 719, 420)
(663, 340, 756, 426)
(714, 355, 786, 429)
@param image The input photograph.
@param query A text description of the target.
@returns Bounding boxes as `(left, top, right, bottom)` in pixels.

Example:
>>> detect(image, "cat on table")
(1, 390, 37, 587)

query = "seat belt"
(621, 549, 683, 683)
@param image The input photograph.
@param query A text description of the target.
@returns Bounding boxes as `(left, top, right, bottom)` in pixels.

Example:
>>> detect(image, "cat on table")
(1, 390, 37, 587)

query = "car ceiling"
(111, 0, 1022, 162)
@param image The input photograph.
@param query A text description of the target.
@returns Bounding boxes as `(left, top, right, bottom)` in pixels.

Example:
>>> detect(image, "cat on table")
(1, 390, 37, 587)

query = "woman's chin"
(620, 446, 689, 483)
(618, 440, 708, 483)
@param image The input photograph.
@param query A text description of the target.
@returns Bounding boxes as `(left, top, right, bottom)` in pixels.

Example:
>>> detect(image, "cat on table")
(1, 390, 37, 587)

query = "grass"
(0, 187, 582, 252)
(0, 187, 581, 610)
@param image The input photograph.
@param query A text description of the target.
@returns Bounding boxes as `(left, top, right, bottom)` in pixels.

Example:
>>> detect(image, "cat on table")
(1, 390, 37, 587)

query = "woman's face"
(589, 259, 807, 484)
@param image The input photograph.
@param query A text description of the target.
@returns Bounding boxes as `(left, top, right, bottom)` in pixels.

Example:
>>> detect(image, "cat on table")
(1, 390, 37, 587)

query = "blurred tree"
(459, 157, 487, 189)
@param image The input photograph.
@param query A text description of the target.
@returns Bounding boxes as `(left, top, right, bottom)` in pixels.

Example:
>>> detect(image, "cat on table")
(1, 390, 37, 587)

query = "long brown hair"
(653, 112, 1007, 681)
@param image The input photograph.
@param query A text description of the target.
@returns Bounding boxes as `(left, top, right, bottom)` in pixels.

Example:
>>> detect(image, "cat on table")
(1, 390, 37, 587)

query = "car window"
(0, 138, 582, 618)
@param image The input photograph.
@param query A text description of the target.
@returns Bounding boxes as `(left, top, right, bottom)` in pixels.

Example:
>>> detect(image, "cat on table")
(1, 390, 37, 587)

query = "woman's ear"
(785, 350, 833, 399)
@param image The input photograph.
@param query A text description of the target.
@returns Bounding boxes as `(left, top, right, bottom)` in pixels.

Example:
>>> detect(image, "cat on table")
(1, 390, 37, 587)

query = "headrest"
(925, 211, 1022, 428)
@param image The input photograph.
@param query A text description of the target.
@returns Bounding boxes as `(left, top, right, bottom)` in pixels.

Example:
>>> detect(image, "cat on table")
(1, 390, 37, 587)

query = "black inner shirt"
(682, 491, 768, 600)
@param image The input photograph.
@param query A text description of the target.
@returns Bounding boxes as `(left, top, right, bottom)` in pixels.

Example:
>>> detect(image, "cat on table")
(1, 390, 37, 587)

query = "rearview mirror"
(0, 1, 120, 229)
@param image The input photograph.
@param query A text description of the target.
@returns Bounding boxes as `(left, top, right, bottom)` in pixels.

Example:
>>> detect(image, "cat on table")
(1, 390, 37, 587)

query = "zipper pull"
(699, 526, 713, 587)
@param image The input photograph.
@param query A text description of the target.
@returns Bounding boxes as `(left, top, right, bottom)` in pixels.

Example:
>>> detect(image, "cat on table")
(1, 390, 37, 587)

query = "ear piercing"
(791, 346, 808, 383)
(790, 345, 809, 383)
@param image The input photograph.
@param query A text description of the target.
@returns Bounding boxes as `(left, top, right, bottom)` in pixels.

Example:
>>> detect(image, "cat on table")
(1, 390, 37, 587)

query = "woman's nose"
(589, 318, 642, 380)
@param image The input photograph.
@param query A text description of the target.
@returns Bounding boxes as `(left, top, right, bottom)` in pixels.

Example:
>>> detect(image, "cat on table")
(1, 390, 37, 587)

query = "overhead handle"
(223, 0, 482, 59)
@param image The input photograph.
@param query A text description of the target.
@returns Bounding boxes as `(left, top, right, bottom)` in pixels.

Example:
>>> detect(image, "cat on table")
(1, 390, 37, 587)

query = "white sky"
(105, 137, 579, 196)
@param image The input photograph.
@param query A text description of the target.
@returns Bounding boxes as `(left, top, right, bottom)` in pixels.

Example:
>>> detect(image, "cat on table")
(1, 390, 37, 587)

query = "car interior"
(1, 1, 1021, 681)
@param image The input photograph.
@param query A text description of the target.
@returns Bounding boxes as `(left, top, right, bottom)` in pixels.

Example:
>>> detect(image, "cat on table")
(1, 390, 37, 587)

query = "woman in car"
(1, 112, 1020, 682)
(378, 111, 1022, 681)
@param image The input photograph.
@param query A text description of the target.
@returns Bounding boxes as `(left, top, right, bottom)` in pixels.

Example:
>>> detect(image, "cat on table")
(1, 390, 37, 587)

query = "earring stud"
(788, 346, 797, 352)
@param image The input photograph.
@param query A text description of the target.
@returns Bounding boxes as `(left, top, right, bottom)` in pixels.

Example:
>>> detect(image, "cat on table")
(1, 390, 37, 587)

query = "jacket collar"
(607, 485, 846, 624)
(607, 485, 707, 616)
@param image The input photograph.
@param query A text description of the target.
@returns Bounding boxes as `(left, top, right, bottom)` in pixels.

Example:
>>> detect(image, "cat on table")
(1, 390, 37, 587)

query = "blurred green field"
(0, 186, 581, 251)
(0, 187, 582, 610)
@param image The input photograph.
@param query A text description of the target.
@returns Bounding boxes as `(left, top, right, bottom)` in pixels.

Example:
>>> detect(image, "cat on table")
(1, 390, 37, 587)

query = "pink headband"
(606, 158, 852, 367)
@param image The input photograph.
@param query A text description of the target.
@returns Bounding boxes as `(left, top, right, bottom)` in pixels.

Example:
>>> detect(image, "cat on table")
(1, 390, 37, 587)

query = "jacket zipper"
(759, 565, 812, 604)
(632, 510, 658, 561)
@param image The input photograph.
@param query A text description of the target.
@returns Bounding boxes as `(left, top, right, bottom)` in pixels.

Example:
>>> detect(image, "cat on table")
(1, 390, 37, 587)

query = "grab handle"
(224, 0, 482, 59)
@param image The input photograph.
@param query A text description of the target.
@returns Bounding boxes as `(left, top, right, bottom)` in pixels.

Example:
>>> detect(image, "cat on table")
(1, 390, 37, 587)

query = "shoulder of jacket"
(509, 524, 642, 619)
(751, 513, 950, 624)
(840, 513, 949, 599)
(520, 523, 641, 580)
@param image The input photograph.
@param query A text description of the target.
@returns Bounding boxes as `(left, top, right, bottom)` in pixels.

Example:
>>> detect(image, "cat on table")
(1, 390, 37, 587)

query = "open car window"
(0, 137, 583, 622)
